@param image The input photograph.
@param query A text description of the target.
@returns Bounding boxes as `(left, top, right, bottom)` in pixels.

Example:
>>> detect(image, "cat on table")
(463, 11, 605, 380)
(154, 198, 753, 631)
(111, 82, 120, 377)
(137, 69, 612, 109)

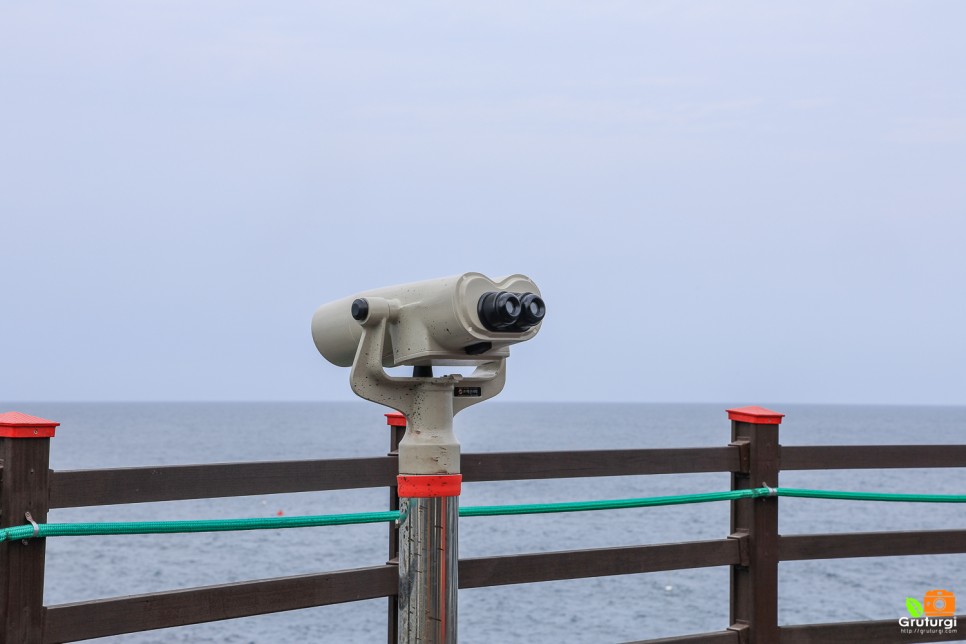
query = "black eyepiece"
(477, 291, 522, 331)
(350, 298, 369, 321)
(516, 293, 546, 330)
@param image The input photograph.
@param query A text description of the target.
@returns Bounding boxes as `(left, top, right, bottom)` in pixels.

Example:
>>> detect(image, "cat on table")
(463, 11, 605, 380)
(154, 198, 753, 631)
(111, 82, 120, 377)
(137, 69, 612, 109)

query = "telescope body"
(311, 271, 545, 644)
(311, 272, 542, 368)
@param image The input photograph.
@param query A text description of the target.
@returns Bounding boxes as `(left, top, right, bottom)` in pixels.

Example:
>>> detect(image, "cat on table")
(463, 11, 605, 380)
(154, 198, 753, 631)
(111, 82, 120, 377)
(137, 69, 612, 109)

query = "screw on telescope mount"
(412, 365, 433, 378)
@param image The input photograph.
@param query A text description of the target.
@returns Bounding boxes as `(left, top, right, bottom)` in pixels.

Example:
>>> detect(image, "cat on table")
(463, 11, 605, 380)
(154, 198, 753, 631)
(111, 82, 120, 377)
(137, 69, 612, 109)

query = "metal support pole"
(727, 405, 783, 644)
(398, 495, 459, 642)
(393, 382, 464, 644)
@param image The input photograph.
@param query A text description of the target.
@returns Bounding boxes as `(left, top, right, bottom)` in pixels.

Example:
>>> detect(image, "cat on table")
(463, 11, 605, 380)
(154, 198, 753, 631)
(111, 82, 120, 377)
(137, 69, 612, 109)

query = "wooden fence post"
(386, 412, 406, 644)
(727, 406, 783, 644)
(0, 412, 59, 643)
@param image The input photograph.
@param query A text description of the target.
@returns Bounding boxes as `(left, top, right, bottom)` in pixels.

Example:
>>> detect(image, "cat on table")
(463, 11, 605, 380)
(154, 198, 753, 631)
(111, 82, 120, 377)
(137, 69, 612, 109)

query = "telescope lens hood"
(350, 298, 369, 321)
(478, 291, 523, 331)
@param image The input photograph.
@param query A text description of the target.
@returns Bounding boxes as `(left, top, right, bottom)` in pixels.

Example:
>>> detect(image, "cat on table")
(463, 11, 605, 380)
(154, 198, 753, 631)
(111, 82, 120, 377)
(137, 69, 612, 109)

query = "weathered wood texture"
(49, 448, 739, 508)
(625, 629, 742, 643)
(729, 419, 781, 644)
(387, 424, 403, 644)
(43, 565, 398, 643)
(42, 540, 739, 641)
(781, 530, 966, 560)
(782, 445, 966, 470)
(780, 615, 966, 644)
(49, 457, 397, 508)
(459, 540, 740, 589)
(462, 448, 739, 481)
(0, 437, 51, 642)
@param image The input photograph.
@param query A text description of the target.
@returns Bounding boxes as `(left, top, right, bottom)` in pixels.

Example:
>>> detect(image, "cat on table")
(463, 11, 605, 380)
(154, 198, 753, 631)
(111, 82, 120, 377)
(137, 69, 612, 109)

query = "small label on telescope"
(454, 387, 482, 397)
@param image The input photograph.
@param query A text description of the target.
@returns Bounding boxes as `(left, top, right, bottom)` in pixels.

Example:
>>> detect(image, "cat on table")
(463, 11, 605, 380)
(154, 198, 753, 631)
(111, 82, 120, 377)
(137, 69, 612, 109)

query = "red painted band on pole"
(726, 406, 784, 425)
(397, 475, 462, 498)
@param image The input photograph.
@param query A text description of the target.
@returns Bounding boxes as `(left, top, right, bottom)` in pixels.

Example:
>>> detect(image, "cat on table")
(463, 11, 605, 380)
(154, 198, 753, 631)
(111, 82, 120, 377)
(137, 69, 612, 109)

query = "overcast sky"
(2, 2, 964, 405)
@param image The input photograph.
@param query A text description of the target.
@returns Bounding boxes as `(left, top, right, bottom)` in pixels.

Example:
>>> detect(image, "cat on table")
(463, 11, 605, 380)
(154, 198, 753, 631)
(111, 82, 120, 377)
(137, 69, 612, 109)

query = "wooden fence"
(0, 407, 964, 643)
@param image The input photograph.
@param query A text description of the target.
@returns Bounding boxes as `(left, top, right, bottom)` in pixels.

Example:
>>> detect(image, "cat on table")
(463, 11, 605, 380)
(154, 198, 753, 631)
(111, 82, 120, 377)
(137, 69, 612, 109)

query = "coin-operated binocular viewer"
(312, 272, 545, 644)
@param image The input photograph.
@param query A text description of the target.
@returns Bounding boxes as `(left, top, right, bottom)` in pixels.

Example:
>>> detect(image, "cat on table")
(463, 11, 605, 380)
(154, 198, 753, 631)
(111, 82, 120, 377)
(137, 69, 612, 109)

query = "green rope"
(775, 487, 966, 503)
(0, 511, 400, 543)
(3, 487, 965, 543)
(460, 488, 761, 517)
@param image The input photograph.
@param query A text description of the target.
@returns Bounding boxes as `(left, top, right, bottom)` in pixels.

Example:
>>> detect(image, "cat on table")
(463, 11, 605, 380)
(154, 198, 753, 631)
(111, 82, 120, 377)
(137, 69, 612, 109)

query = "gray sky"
(2, 2, 964, 404)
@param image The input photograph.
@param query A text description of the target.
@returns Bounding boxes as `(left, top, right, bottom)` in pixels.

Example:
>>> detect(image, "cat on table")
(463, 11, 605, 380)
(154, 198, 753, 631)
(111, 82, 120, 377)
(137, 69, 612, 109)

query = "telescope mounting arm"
(348, 296, 508, 475)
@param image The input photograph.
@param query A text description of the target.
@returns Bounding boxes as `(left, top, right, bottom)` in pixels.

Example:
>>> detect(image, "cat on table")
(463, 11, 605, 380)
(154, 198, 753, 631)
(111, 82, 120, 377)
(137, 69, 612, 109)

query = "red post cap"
(0, 412, 60, 438)
(385, 412, 407, 428)
(726, 406, 784, 425)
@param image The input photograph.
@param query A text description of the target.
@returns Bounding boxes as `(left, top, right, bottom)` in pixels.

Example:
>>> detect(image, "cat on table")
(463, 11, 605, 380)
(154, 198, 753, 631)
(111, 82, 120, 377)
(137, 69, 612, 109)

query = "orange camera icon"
(924, 589, 955, 617)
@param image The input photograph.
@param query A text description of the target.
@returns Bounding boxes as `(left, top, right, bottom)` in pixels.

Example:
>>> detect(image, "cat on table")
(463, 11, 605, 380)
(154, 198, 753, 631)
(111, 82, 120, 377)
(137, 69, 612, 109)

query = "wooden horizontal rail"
(462, 448, 739, 481)
(459, 539, 740, 588)
(781, 445, 966, 470)
(49, 457, 397, 508)
(780, 530, 966, 561)
(42, 565, 398, 643)
(49, 447, 740, 508)
(626, 630, 741, 644)
(780, 615, 966, 643)
(49, 444, 966, 510)
(41, 539, 740, 641)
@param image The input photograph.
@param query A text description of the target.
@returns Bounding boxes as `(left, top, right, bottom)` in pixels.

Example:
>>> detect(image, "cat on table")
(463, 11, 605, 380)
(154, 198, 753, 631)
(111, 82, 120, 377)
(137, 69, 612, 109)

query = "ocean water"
(6, 402, 965, 643)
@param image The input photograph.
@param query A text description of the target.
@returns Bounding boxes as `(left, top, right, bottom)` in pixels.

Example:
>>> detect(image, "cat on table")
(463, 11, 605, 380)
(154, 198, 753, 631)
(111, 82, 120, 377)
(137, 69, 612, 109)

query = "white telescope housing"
(311, 272, 544, 368)
(311, 272, 544, 644)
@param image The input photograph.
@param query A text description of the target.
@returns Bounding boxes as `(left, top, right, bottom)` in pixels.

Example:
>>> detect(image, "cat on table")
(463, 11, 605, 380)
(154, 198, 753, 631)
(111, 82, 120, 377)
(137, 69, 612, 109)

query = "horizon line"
(2, 400, 964, 408)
